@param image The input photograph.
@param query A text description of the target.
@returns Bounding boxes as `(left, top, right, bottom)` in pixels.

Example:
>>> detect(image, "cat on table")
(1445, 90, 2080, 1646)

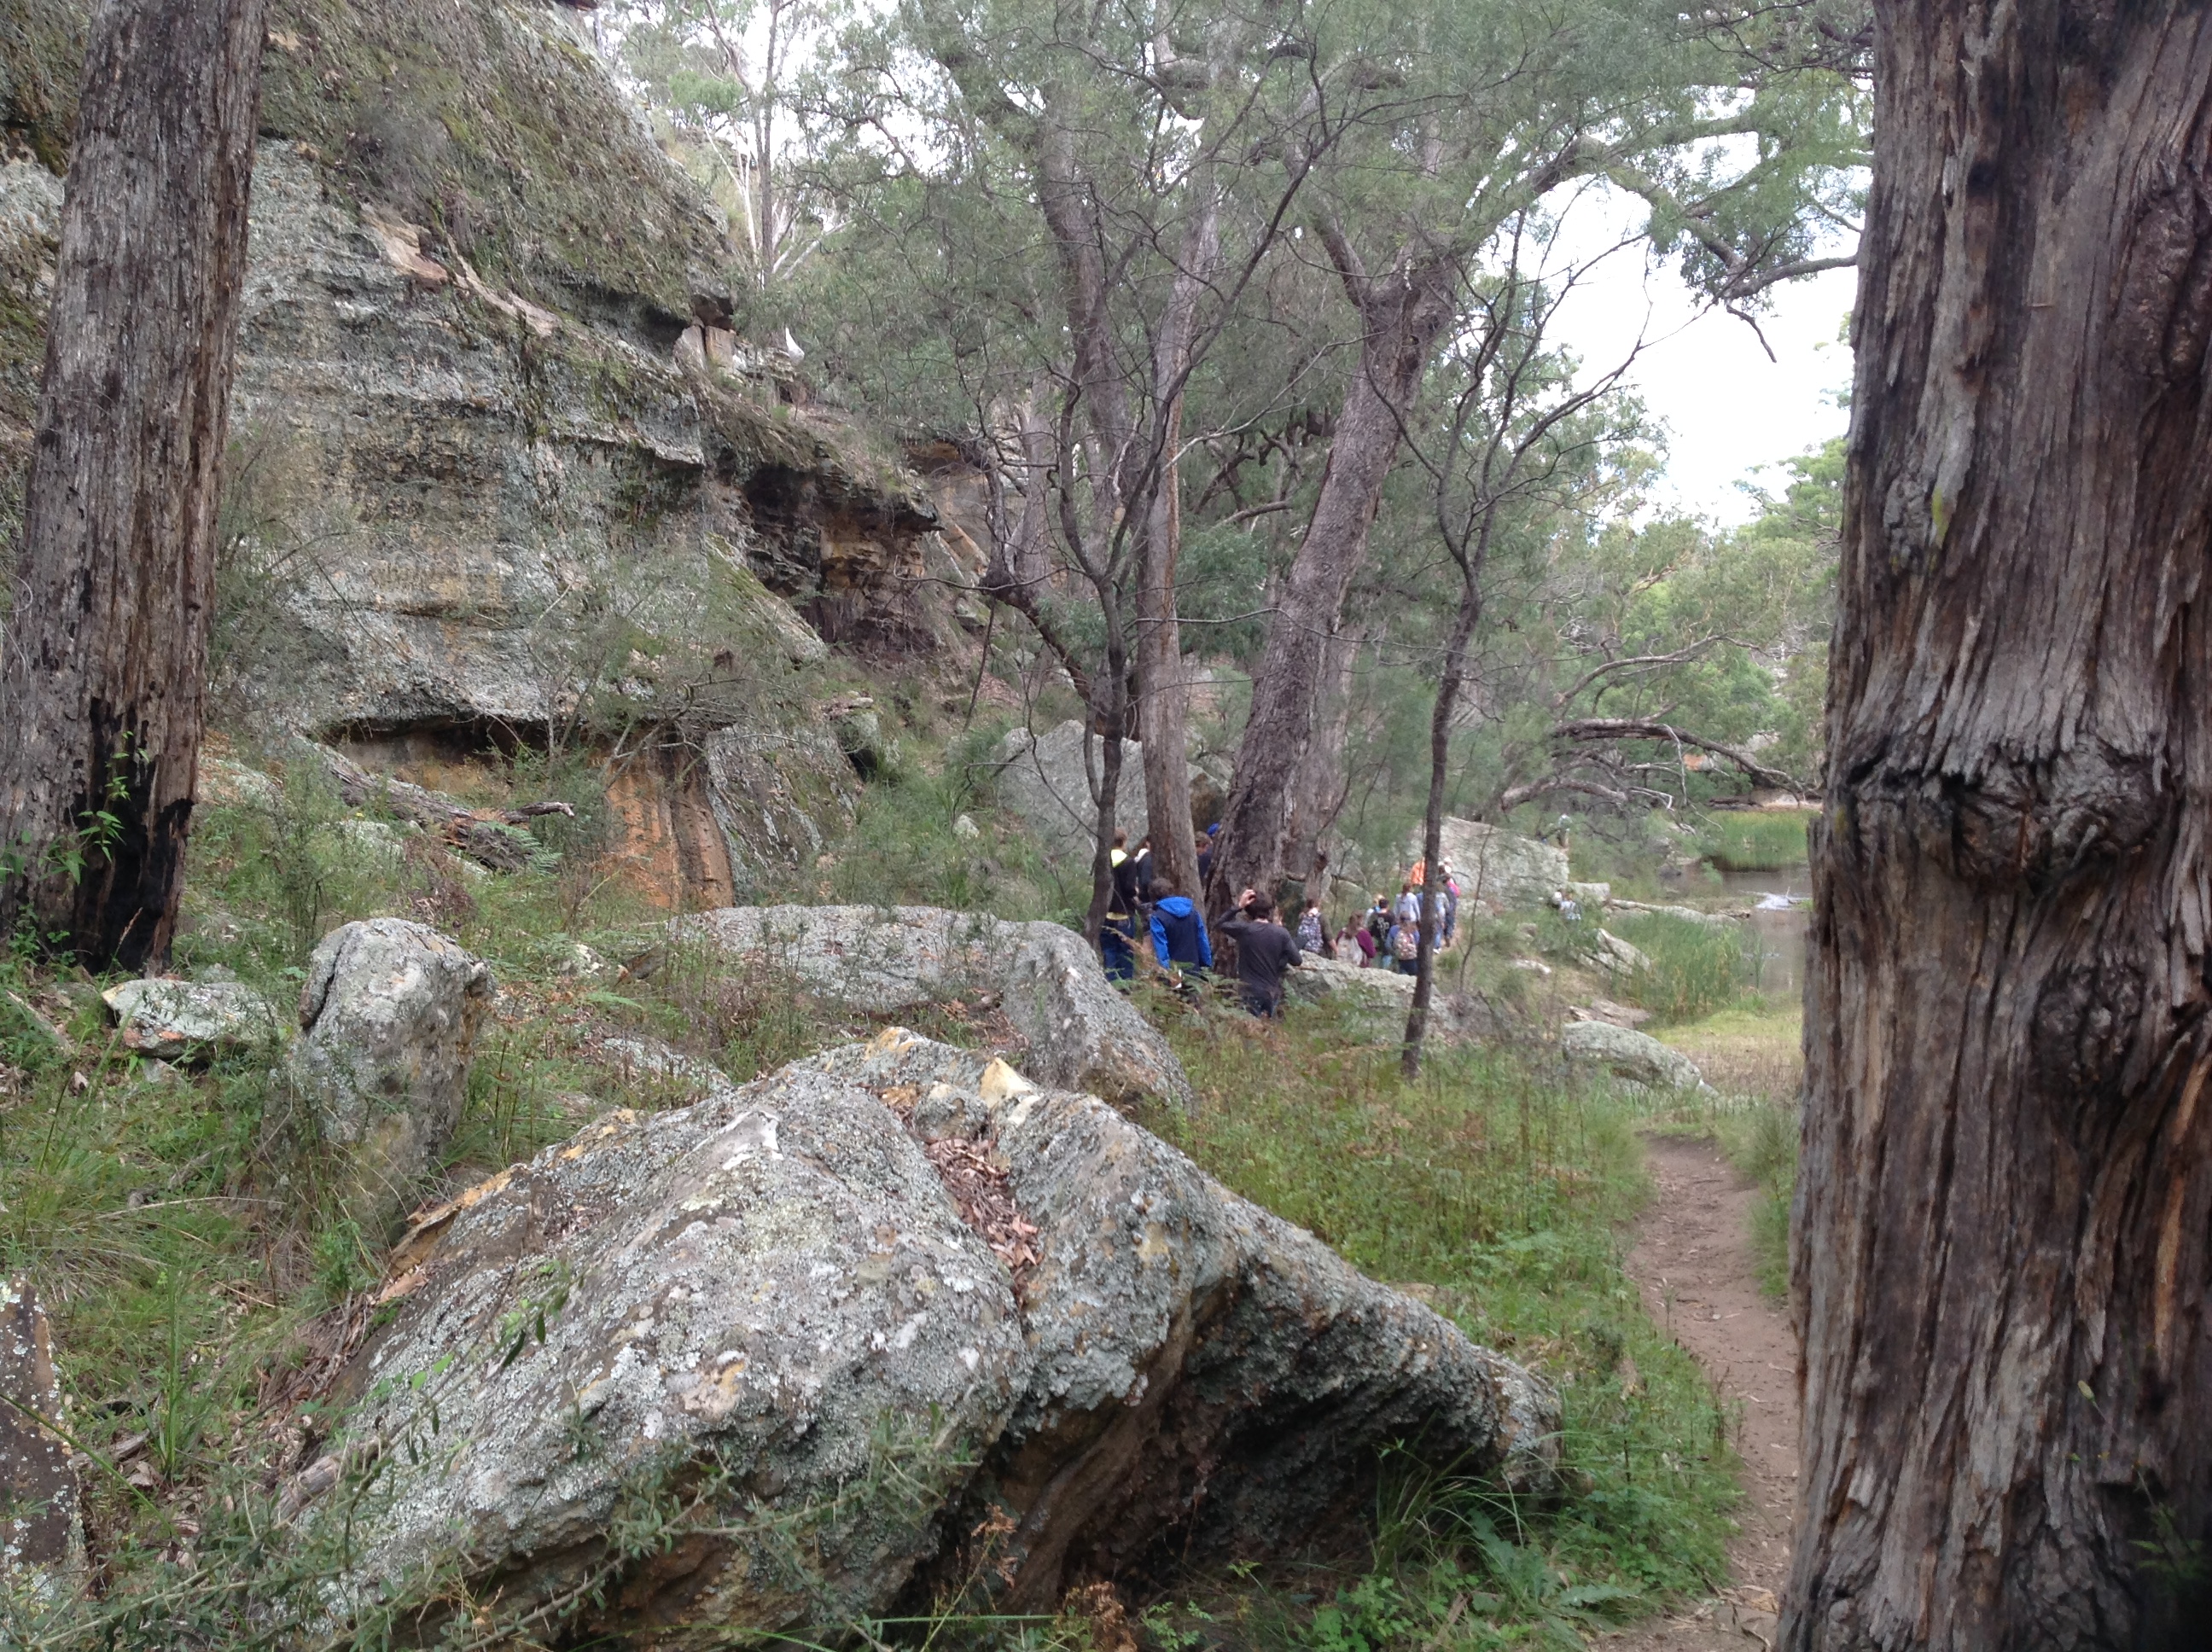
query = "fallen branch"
(313, 746, 573, 872)
(1547, 718, 1807, 794)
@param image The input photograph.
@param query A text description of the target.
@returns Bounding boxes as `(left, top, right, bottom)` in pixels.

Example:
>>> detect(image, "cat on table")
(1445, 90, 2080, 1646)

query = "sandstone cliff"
(0, 0, 970, 901)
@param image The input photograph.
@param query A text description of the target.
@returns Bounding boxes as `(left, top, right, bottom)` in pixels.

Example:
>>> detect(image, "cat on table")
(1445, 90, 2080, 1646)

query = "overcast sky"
(1548, 191, 1859, 527)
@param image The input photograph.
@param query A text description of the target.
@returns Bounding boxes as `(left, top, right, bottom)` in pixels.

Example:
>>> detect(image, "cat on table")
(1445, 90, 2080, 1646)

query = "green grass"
(1696, 811, 1809, 874)
(1604, 912, 1756, 1025)
(1131, 999, 1742, 1645)
(3, 742, 1746, 1649)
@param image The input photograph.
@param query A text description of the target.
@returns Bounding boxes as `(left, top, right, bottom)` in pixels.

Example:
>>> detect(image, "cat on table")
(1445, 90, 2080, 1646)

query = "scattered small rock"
(1592, 928, 1654, 975)
(952, 812, 981, 841)
(102, 977, 285, 1062)
(283, 920, 494, 1236)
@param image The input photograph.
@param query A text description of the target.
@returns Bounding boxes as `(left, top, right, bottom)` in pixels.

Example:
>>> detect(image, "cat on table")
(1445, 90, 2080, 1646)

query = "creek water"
(1715, 864, 1812, 998)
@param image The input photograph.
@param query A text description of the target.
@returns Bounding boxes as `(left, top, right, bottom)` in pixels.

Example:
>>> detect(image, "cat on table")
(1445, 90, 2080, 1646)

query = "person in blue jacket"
(1148, 875, 1213, 975)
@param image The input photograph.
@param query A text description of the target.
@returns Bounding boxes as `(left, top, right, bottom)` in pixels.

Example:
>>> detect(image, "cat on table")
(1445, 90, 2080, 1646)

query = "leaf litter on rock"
(922, 1136, 1040, 1280)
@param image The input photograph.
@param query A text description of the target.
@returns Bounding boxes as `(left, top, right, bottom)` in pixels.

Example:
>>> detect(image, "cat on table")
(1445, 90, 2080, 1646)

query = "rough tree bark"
(1285, 620, 1362, 898)
(1205, 247, 1458, 916)
(1135, 188, 1219, 901)
(0, 0, 268, 969)
(1787, 4, 2212, 1647)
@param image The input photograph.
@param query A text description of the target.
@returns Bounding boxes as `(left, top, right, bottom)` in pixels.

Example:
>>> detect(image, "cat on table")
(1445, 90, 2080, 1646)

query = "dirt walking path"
(1601, 1136, 1798, 1651)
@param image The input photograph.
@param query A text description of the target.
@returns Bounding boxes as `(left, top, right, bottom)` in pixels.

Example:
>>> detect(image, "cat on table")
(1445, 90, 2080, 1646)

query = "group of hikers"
(1097, 826, 1464, 1018)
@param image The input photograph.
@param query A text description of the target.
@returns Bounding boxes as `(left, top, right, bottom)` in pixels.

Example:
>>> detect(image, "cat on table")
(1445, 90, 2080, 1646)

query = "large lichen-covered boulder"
(991, 721, 1227, 862)
(801, 1033, 1559, 1607)
(284, 920, 494, 1233)
(667, 905, 1193, 1111)
(992, 722, 1150, 862)
(311, 1032, 1554, 1639)
(1560, 1019, 1711, 1092)
(1430, 818, 1571, 910)
(316, 1061, 1029, 1639)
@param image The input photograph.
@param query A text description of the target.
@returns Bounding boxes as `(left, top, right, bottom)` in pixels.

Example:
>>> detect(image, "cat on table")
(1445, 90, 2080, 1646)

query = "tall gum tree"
(1789, 3, 2212, 1645)
(0, 0, 268, 968)
(1204, 0, 1867, 916)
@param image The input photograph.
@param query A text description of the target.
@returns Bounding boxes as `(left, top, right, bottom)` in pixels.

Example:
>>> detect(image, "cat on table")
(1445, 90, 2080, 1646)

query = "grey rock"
(1560, 1019, 1710, 1092)
(1565, 880, 1611, 907)
(1590, 928, 1655, 976)
(1, 0, 935, 908)
(321, 1051, 1026, 1638)
(1430, 819, 1571, 910)
(284, 921, 494, 1235)
(1610, 901, 1742, 931)
(992, 721, 1222, 864)
(775, 1034, 1563, 1601)
(992, 721, 1148, 860)
(321, 1032, 1553, 1637)
(0, 1280, 84, 1609)
(102, 977, 285, 1062)
(672, 905, 1193, 1111)
(1284, 956, 1500, 1044)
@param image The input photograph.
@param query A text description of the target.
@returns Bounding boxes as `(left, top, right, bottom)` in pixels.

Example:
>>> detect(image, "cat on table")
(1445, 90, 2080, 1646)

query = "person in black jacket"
(1217, 889, 1301, 1017)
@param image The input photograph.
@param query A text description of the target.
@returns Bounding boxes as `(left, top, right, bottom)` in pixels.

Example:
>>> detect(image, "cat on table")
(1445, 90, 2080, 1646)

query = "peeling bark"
(1788, 5, 2212, 1646)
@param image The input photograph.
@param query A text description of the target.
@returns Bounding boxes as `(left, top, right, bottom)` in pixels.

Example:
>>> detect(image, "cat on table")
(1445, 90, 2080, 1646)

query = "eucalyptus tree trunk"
(0, 0, 267, 969)
(1135, 188, 1220, 901)
(1286, 620, 1360, 898)
(1787, 3, 2212, 1645)
(1206, 251, 1458, 917)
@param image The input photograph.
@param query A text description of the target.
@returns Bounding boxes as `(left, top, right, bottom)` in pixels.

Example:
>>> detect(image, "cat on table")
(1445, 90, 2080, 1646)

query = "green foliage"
(1606, 913, 1754, 1026)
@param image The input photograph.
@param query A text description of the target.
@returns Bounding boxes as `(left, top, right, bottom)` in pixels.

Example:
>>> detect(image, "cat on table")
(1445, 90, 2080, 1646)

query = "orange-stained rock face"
(603, 750, 736, 910)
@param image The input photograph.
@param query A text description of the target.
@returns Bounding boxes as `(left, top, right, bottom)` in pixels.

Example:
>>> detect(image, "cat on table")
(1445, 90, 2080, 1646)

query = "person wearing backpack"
(1295, 898, 1325, 956)
(1392, 881, 1425, 973)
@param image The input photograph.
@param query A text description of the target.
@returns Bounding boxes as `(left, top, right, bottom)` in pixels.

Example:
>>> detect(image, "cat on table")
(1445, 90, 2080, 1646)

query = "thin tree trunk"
(0, 0, 267, 969)
(1137, 417, 1198, 895)
(1786, 5, 2212, 1645)
(1206, 252, 1458, 916)
(1403, 565, 1481, 1077)
(1010, 386, 1057, 594)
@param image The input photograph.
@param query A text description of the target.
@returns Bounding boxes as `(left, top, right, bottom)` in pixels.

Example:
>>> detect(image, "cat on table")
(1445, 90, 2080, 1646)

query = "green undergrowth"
(1125, 998, 1741, 1647)
(4, 741, 1743, 1648)
(1603, 911, 1758, 1026)
(1695, 811, 1809, 874)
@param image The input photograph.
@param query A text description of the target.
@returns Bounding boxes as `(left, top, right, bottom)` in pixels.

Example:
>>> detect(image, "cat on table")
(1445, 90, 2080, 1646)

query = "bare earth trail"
(1601, 1136, 1798, 1652)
